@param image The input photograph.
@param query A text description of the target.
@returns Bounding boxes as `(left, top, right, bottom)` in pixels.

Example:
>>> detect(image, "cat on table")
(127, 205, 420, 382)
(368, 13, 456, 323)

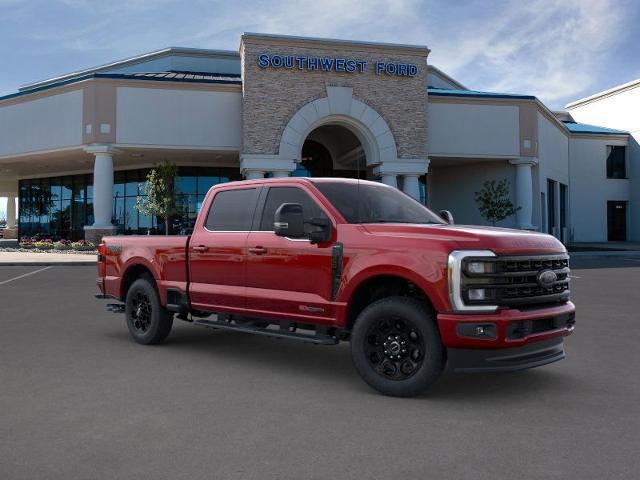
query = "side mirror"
(307, 217, 333, 245)
(274, 203, 305, 238)
(440, 210, 454, 224)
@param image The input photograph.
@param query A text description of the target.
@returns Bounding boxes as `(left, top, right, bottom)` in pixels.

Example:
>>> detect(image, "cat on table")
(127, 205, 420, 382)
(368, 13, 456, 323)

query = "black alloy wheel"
(363, 316, 425, 381)
(125, 277, 173, 345)
(129, 290, 153, 334)
(351, 296, 445, 397)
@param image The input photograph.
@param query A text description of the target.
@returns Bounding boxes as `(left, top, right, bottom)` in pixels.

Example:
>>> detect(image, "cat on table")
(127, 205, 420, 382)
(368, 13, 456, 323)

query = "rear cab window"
(205, 188, 259, 231)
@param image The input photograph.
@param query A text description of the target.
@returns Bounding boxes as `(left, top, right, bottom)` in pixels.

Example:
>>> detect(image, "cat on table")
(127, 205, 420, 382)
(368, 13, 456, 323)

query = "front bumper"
(447, 337, 566, 373)
(437, 301, 575, 349)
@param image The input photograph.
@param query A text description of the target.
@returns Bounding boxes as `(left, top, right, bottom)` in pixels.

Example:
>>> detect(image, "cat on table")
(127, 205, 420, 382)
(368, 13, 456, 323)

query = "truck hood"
(361, 223, 566, 256)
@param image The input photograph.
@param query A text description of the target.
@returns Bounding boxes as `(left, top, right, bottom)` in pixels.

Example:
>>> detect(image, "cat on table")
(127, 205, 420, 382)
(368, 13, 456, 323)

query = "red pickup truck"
(96, 178, 575, 397)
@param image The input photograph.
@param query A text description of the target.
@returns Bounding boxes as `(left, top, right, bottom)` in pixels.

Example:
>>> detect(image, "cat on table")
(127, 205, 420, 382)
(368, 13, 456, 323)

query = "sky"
(1, 0, 639, 216)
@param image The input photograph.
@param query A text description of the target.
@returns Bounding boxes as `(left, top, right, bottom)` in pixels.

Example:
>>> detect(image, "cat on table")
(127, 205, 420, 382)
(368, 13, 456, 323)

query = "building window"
(18, 166, 241, 240)
(606, 146, 626, 179)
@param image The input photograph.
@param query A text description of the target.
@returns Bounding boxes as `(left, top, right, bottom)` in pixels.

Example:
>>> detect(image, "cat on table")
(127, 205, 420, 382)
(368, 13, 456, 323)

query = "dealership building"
(0, 33, 636, 243)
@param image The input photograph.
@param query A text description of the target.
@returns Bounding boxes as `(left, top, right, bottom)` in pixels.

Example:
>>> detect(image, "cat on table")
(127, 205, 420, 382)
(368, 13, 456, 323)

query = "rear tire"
(350, 296, 445, 397)
(125, 277, 173, 345)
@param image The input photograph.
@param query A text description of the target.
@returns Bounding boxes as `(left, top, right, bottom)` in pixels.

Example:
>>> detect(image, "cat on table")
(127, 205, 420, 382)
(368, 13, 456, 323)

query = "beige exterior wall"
(116, 86, 242, 149)
(240, 35, 429, 160)
(0, 89, 83, 157)
(427, 102, 520, 157)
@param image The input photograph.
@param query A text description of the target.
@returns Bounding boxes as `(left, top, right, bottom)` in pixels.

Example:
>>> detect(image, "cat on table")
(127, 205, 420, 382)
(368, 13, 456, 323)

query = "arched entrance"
(298, 124, 368, 179)
(257, 86, 428, 200)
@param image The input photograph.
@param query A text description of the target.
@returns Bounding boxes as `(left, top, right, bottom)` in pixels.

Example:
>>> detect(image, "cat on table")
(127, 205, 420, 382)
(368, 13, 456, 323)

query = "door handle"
(192, 245, 208, 253)
(248, 246, 268, 255)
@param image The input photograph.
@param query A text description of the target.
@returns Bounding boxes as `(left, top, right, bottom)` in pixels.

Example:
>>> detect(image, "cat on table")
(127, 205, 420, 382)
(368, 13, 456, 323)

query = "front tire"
(350, 296, 445, 397)
(125, 277, 173, 345)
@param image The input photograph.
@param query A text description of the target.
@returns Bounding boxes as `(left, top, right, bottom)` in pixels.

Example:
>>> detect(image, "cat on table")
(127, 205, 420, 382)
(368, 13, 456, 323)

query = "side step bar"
(193, 318, 339, 345)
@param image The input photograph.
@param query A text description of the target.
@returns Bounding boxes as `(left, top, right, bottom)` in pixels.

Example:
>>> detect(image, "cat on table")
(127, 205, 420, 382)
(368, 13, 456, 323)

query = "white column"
(380, 174, 397, 188)
(402, 174, 421, 201)
(84, 145, 118, 238)
(240, 154, 295, 180)
(373, 159, 429, 202)
(6, 195, 16, 229)
(245, 170, 265, 180)
(92, 153, 115, 227)
(509, 158, 538, 230)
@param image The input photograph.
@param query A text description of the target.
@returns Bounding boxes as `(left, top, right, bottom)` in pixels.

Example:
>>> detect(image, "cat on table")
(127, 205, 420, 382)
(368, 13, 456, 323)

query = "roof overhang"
(19, 47, 240, 93)
(565, 78, 640, 109)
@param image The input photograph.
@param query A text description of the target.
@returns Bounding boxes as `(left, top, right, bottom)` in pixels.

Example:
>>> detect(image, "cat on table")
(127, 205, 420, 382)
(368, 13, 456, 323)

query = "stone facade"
(240, 34, 429, 162)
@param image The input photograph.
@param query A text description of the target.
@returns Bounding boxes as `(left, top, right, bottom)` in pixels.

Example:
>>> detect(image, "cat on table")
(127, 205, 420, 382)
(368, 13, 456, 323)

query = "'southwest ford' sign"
(257, 53, 418, 77)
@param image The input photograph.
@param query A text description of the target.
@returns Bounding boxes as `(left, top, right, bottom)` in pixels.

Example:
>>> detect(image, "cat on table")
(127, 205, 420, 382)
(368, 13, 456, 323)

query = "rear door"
(188, 186, 260, 312)
(245, 185, 337, 324)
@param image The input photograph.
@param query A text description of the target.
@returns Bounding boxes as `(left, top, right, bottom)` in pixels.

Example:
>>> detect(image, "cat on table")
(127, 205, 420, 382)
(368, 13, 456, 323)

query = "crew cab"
(96, 178, 576, 397)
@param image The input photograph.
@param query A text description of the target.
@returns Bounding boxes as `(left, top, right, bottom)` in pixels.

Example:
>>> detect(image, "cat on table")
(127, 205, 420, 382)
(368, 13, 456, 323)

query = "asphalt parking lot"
(1, 257, 639, 479)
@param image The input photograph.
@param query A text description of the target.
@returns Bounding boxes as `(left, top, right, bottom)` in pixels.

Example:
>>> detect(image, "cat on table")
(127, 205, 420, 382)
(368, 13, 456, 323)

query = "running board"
(193, 318, 339, 345)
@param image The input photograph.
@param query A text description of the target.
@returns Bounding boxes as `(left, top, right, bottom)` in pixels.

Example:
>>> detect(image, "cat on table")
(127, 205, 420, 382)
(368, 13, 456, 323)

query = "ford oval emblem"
(537, 269, 557, 289)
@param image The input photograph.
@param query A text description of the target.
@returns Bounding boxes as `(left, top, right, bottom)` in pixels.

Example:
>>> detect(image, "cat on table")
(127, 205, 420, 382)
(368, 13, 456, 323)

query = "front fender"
(337, 251, 451, 314)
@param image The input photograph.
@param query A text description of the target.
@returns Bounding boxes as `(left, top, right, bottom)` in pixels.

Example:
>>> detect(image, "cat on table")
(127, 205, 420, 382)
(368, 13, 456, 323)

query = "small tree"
(136, 161, 178, 235)
(474, 179, 520, 226)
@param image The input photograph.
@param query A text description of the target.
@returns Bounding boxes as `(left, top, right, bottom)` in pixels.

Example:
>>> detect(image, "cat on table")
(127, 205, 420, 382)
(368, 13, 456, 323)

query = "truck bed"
(100, 235, 190, 303)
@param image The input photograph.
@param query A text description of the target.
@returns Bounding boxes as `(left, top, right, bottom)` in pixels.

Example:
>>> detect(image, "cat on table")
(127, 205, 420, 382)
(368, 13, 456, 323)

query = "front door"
(607, 201, 627, 241)
(245, 185, 337, 324)
(188, 186, 260, 312)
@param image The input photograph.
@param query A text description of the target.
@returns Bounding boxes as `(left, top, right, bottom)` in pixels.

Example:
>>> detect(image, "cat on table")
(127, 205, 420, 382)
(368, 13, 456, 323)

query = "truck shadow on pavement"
(107, 324, 581, 402)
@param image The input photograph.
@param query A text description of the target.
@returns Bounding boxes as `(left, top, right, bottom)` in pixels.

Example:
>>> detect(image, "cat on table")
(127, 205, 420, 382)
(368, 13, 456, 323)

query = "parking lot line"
(0, 266, 52, 286)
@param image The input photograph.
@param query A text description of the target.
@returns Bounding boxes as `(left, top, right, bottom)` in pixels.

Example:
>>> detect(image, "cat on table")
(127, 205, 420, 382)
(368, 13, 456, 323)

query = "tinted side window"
(205, 188, 259, 231)
(260, 187, 326, 231)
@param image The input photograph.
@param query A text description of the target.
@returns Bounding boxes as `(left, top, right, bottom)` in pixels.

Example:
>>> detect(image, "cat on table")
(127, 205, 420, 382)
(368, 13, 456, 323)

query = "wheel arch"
(342, 269, 438, 332)
(120, 261, 158, 300)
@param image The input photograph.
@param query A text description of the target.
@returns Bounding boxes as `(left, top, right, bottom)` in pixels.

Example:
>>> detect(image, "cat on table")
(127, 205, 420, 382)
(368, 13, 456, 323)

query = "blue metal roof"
(562, 121, 628, 135)
(428, 87, 535, 100)
(0, 71, 242, 102)
(118, 71, 241, 82)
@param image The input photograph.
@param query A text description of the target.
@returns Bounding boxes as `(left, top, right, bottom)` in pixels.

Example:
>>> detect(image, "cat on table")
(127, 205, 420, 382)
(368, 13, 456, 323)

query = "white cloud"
(424, 0, 631, 107)
(186, 0, 632, 107)
(5, 0, 635, 109)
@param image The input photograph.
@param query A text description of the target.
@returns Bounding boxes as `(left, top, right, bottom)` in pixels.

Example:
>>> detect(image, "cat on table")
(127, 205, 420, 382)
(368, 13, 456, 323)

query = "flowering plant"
(70, 240, 96, 251)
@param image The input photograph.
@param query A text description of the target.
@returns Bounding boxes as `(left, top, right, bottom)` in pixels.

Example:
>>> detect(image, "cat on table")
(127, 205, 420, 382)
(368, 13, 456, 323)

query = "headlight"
(448, 250, 498, 312)
(465, 261, 495, 275)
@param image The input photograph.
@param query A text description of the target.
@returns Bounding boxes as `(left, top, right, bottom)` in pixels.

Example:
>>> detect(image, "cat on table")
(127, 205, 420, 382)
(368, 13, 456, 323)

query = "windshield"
(312, 181, 446, 225)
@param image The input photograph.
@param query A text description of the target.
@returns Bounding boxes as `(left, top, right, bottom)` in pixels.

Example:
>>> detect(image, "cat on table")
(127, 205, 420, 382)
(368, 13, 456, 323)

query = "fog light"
(468, 288, 486, 301)
(456, 323, 497, 339)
